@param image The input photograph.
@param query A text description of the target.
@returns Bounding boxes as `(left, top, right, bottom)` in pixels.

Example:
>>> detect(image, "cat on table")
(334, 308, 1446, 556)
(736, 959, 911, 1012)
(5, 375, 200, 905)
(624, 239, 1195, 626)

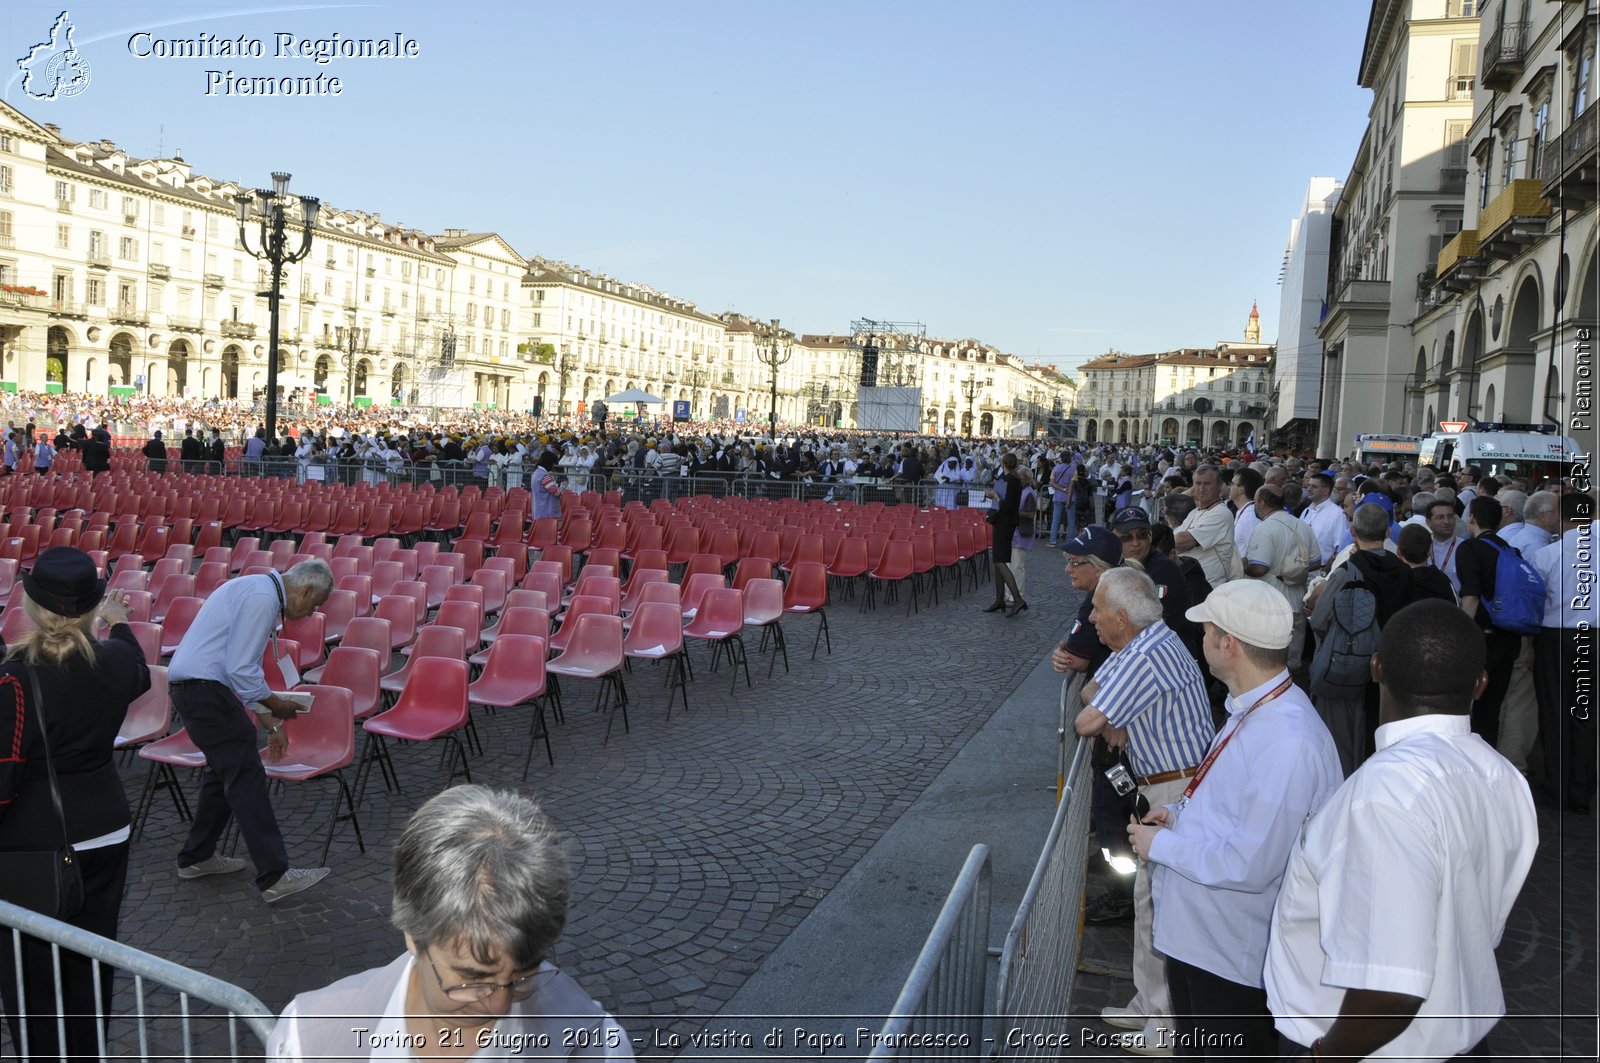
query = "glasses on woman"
(1066, 558, 1095, 569)
(1116, 531, 1151, 544)
(426, 951, 548, 1004)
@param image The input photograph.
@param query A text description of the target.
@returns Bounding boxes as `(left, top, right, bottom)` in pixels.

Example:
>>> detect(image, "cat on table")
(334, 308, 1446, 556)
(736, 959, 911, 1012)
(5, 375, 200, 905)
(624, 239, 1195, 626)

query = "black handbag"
(0, 668, 86, 921)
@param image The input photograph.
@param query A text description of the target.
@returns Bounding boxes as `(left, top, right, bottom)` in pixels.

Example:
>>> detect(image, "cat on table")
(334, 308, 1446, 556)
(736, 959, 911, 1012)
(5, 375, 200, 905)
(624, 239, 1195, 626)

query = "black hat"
(1063, 525, 1123, 565)
(22, 547, 106, 618)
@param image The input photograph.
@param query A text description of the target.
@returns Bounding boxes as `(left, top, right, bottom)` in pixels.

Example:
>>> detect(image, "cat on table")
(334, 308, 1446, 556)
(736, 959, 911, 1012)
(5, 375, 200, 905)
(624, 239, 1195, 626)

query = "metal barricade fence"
(992, 690, 1095, 1060)
(0, 899, 275, 1061)
(866, 845, 991, 1060)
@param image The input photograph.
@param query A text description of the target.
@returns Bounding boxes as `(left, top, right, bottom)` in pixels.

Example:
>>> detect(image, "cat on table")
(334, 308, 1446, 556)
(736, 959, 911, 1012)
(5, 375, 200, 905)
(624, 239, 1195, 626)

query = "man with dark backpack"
(1456, 495, 1544, 748)
(1308, 502, 1410, 775)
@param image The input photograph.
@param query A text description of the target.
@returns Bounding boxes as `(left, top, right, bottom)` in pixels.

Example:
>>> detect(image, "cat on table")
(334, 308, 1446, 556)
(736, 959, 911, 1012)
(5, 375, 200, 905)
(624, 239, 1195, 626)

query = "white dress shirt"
(1146, 671, 1341, 988)
(1266, 714, 1537, 1059)
(168, 571, 285, 704)
(1531, 521, 1600, 629)
(1300, 499, 1351, 566)
(1176, 501, 1238, 587)
(1504, 521, 1557, 560)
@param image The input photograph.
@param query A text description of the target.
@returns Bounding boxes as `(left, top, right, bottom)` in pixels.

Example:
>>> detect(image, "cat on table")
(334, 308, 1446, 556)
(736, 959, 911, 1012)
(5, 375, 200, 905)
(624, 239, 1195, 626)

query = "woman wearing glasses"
(268, 786, 632, 1060)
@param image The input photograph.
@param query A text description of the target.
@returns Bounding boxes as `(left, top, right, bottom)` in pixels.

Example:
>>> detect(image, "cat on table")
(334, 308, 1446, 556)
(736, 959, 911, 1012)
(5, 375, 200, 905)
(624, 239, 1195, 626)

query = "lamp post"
(343, 307, 358, 407)
(236, 172, 319, 441)
(557, 347, 575, 418)
(960, 369, 990, 437)
(754, 318, 792, 440)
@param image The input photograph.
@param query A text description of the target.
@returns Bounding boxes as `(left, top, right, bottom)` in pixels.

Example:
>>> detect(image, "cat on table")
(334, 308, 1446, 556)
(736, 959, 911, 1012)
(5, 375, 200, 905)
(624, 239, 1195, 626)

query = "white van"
(1353, 433, 1423, 465)
(1417, 424, 1584, 484)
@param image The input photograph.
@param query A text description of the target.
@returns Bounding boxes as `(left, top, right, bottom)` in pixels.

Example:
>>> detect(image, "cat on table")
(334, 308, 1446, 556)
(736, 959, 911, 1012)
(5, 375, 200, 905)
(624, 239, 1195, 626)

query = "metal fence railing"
(993, 726, 1095, 1058)
(0, 899, 275, 1061)
(866, 845, 991, 1060)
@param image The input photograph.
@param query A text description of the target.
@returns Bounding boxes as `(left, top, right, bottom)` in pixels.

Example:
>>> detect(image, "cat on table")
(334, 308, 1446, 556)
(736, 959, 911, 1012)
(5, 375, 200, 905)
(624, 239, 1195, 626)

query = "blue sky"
(3, 1, 1373, 374)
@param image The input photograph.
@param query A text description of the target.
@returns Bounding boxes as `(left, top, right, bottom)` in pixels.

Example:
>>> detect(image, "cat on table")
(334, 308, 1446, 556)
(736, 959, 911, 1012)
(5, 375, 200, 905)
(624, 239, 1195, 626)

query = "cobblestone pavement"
(106, 544, 1079, 1056)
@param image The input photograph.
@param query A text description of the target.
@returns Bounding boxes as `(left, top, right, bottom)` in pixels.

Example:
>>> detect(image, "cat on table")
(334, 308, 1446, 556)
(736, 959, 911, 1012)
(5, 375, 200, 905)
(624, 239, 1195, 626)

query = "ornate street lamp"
(960, 369, 991, 437)
(755, 318, 792, 439)
(557, 347, 576, 417)
(236, 172, 319, 441)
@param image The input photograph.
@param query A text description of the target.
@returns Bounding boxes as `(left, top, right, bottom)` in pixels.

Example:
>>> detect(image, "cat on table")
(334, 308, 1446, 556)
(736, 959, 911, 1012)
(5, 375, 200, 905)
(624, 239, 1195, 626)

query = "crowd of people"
(0, 377, 1593, 1058)
(1039, 440, 1592, 1059)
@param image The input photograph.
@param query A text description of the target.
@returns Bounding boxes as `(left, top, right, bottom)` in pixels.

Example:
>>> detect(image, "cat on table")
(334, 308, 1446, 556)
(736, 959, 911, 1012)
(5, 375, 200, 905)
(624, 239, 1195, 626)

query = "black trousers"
(1281, 1032, 1490, 1059)
(1165, 955, 1275, 1061)
(0, 841, 128, 1060)
(1471, 627, 1521, 749)
(173, 682, 288, 891)
(1535, 626, 1598, 809)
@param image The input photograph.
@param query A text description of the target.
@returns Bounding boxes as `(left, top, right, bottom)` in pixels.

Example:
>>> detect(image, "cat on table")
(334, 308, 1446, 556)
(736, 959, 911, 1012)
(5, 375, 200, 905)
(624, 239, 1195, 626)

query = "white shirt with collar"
(1531, 521, 1600, 629)
(1266, 713, 1537, 1058)
(1145, 670, 1341, 989)
(1504, 521, 1557, 559)
(1300, 498, 1351, 565)
(1426, 534, 1462, 592)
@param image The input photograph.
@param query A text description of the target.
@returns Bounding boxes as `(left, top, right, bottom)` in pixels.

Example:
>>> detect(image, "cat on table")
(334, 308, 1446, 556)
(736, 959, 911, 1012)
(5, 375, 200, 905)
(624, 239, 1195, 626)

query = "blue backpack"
(1482, 539, 1546, 636)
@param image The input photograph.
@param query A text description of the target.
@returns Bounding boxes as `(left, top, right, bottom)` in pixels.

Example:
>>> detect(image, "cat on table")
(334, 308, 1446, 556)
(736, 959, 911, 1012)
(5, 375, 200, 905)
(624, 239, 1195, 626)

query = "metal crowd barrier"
(866, 845, 991, 1060)
(993, 725, 1095, 1058)
(0, 899, 275, 1061)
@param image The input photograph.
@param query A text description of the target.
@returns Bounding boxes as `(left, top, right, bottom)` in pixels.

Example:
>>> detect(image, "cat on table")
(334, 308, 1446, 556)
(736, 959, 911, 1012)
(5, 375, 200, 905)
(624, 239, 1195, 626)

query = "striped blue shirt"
(1090, 620, 1214, 776)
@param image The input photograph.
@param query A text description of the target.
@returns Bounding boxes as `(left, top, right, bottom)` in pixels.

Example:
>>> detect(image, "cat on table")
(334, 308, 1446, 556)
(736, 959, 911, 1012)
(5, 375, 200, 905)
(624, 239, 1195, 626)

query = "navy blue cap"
(1063, 525, 1122, 565)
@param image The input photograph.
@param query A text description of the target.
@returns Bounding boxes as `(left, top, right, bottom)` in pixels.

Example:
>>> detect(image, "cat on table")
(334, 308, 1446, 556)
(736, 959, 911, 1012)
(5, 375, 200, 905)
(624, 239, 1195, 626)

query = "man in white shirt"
(1298, 473, 1351, 570)
(1505, 489, 1561, 557)
(1244, 486, 1320, 668)
(1530, 515, 1599, 813)
(1265, 599, 1538, 1060)
(1422, 499, 1463, 592)
(1230, 467, 1264, 561)
(1127, 580, 1341, 1059)
(1173, 466, 1237, 589)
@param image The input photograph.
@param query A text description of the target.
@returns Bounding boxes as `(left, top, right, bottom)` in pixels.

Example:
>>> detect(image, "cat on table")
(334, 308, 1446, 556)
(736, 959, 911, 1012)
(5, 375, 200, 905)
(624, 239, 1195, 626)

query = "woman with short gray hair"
(268, 786, 632, 1060)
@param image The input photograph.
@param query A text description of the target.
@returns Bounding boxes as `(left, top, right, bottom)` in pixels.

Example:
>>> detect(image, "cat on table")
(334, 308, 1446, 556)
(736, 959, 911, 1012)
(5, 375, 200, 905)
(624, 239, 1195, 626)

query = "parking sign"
(673, 400, 691, 422)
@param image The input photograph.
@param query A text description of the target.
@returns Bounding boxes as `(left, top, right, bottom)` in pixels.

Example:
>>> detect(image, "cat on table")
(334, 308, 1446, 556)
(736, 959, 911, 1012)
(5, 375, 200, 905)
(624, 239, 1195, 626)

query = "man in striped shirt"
(1076, 568, 1215, 1054)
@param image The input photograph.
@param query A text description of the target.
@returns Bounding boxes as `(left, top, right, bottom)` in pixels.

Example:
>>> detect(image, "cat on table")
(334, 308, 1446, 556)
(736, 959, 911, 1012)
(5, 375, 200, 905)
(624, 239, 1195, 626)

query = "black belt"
(170, 678, 225, 688)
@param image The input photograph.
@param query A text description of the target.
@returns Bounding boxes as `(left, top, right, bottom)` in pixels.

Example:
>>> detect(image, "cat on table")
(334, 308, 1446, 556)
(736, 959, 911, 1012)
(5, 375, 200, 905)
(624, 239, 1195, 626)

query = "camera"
(1104, 763, 1136, 797)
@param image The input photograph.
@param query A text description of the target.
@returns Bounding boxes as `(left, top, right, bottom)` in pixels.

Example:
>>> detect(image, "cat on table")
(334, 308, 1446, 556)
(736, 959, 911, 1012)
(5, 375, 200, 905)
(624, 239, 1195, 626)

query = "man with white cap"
(1127, 580, 1341, 1059)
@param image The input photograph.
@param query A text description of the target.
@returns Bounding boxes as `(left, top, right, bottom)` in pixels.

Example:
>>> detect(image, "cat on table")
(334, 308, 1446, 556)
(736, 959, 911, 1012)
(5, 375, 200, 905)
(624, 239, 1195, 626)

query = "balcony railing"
(48, 300, 86, 317)
(0, 234, 13, 250)
(1480, 22, 1526, 90)
(1436, 228, 1482, 288)
(300, 285, 318, 303)
(168, 315, 203, 333)
(110, 305, 147, 326)
(149, 262, 170, 280)
(1539, 103, 1598, 209)
(314, 334, 342, 350)
(203, 273, 225, 288)
(219, 320, 256, 339)
(1438, 167, 1468, 194)
(1477, 178, 1550, 256)
(1445, 73, 1475, 101)
(86, 252, 110, 269)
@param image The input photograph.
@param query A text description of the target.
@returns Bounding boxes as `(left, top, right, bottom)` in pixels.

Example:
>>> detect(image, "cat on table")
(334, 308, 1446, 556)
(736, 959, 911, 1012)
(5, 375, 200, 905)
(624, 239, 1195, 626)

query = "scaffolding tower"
(845, 319, 928, 389)
(413, 317, 468, 411)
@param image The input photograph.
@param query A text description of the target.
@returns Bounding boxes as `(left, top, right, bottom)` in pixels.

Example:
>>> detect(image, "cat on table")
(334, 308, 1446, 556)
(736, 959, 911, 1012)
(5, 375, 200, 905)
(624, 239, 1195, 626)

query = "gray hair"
(1496, 489, 1528, 522)
(1351, 502, 1390, 544)
(1409, 491, 1436, 518)
(1525, 490, 1561, 523)
(392, 786, 571, 968)
(1098, 567, 1164, 630)
(283, 558, 334, 597)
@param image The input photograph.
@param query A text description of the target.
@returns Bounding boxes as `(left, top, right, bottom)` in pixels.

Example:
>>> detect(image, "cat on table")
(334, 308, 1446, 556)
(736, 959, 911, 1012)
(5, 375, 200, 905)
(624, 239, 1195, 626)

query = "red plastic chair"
(682, 552, 724, 584)
(359, 657, 472, 798)
(429, 601, 484, 655)
(682, 587, 750, 691)
(282, 611, 327, 672)
(563, 575, 620, 617)
(548, 595, 614, 656)
(622, 600, 690, 719)
(158, 597, 205, 656)
(742, 578, 789, 677)
(679, 572, 727, 623)
(123, 620, 163, 665)
(307, 615, 394, 680)
(471, 606, 549, 666)
(317, 588, 360, 644)
(116, 665, 170, 750)
(303, 645, 385, 721)
(150, 573, 196, 624)
(867, 539, 918, 615)
(469, 567, 508, 617)
(134, 727, 203, 835)
(620, 567, 671, 615)
(546, 613, 629, 741)
(193, 560, 230, 599)
(536, 545, 574, 587)
(382, 621, 467, 706)
(783, 561, 832, 658)
(264, 684, 365, 863)
(467, 634, 553, 778)
(373, 595, 419, 651)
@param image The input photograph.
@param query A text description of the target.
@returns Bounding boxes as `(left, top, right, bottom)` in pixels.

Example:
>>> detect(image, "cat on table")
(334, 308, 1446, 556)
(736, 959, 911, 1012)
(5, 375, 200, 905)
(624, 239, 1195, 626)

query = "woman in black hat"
(0, 547, 150, 1059)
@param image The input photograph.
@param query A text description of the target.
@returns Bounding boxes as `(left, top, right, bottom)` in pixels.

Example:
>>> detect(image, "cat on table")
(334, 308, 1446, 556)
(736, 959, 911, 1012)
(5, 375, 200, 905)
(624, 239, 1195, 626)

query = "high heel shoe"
(1006, 601, 1029, 617)
(982, 601, 1007, 613)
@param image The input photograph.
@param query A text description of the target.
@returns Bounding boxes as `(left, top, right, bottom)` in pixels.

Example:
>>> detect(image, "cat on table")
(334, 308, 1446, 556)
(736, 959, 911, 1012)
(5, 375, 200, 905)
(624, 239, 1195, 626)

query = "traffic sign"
(672, 400, 691, 422)
(1439, 420, 1468, 434)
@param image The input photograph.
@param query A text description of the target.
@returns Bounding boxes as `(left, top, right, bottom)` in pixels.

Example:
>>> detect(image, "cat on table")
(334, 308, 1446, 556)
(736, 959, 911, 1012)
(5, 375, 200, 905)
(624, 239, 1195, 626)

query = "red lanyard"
(1430, 537, 1457, 571)
(1179, 675, 1294, 804)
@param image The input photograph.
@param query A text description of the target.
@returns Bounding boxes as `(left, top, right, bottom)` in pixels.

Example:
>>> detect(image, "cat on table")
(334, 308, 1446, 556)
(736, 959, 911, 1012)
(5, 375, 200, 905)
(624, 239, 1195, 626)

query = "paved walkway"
(53, 540, 1598, 1059)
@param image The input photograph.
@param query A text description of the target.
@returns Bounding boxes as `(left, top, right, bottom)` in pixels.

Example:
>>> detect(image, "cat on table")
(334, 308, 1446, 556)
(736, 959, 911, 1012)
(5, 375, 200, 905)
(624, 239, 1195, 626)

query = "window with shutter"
(1450, 39, 1477, 99)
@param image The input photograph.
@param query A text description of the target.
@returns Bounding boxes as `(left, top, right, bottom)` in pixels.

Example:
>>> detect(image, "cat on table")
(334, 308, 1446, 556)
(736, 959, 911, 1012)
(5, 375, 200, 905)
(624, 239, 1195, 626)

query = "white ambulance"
(1417, 423, 1585, 484)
